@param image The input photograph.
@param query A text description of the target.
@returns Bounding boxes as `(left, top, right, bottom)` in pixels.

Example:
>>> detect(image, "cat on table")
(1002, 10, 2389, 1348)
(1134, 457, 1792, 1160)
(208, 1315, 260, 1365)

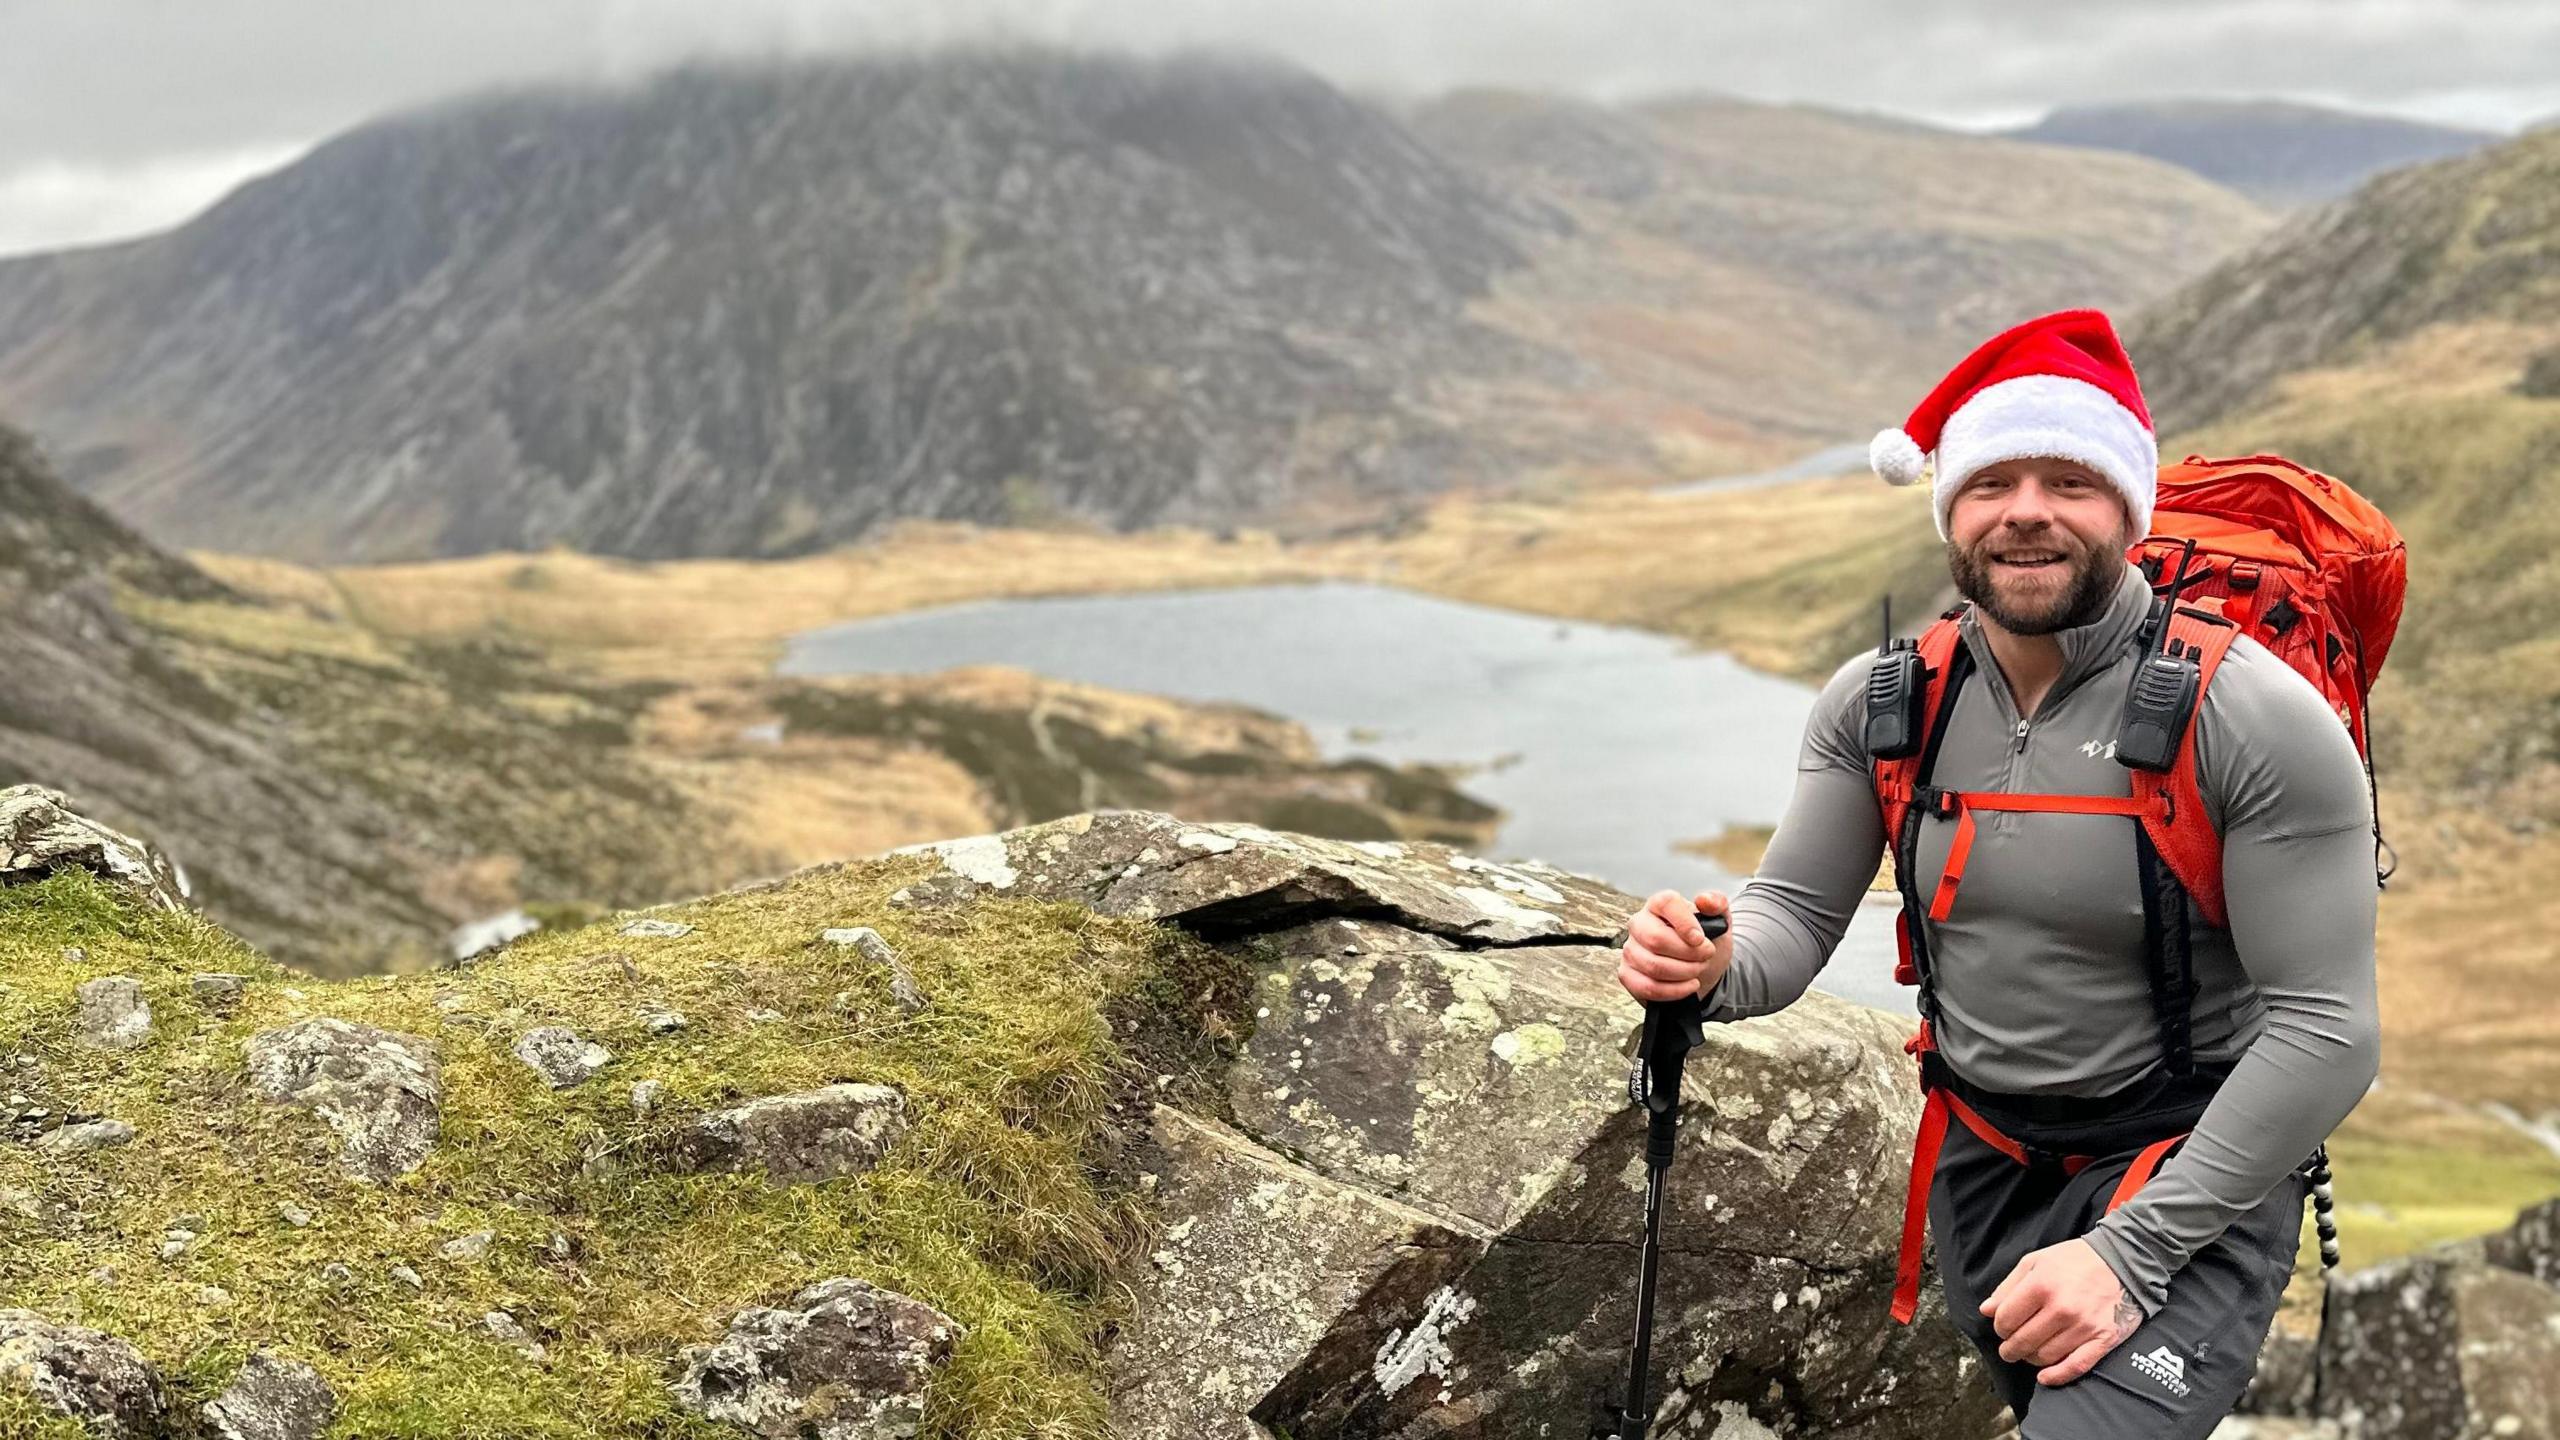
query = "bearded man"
(1618, 310, 2381, 1438)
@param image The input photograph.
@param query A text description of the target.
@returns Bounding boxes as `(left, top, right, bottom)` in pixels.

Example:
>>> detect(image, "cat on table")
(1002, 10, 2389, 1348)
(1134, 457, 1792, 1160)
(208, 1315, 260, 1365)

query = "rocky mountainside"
(2005, 101, 2501, 208)
(2129, 125, 2560, 430)
(0, 52, 2270, 563)
(0, 52, 1555, 562)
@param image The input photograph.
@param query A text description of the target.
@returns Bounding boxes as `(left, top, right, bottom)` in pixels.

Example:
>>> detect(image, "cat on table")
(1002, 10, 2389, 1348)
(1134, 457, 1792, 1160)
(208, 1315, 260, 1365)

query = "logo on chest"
(2079, 737, 2119, 761)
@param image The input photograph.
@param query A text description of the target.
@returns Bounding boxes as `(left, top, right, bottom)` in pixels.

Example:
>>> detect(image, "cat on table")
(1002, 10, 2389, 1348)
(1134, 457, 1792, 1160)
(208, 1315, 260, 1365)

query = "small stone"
(745, 1008, 785, 1023)
(677, 1084, 909, 1185)
(197, 1285, 234, 1308)
(88, 1264, 119, 1286)
(389, 1264, 423, 1290)
(191, 973, 248, 1008)
(203, 1351, 337, 1440)
(546, 1232, 573, 1261)
(76, 977, 152, 1050)
(320, 1263, 354, 1286)
(642, 1010, 687, 1035)
(160, 1240, 188, 1261)
(36, 1118, 136, 1154)
(61, 946, 87, 964)
(670, 1277, 960, 1437)
(480, 1310, 548, 1362)
(820, 926, 929, 1013)
(620, 918, 693, 939)
(439, 1230, 495, 1263)
(632, 1080, 665, 1118)
(512, 1027, 612, 1089)
(278, 1203, 313, 1227)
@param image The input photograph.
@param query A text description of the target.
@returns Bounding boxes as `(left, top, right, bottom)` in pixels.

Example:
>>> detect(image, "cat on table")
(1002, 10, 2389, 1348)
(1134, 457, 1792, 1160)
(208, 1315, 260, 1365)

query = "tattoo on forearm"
(2108, 1295, 2143, 1340)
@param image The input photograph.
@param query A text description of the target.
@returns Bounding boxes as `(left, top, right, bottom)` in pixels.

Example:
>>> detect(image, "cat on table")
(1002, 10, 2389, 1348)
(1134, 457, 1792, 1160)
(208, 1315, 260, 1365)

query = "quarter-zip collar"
(1956, 561, 2155, 721)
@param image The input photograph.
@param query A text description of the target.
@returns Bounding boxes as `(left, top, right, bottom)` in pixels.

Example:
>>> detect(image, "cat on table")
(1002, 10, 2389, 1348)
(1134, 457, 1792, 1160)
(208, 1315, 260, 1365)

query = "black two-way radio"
(1863, 595, 1928, 759)
(2116, 538, 2204, 773)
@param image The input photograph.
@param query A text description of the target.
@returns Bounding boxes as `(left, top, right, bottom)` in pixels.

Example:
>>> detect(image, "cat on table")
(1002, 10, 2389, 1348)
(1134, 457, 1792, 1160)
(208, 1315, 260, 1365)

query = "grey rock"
(388, 1264, 423, 1290)
(0, 1309, 171, 1437)
(196, 1285, 234, 1308)
(2315, 1241, 2560, 1439)
(439, 1231, 496, 1263)
(202, 1351, 338, 1440)
(642, 1010, 689, 1035)
(61, 946, 86, 964)
(2486, 1194, 2560, 1291)
(277, 1203, 313, 1228)
(678, 1084, 909, 1185)
(621, 918, 694, 939)
(670, 1277, 963, 1439)
(244, 1018, 443, 1182)
(513, 1026, 612, 1088)
(75, 977, 152, 1050)
(632, 1080, 665, 1118)
(480, 1311, 547, 1363)
(0, 785, 190, 914)
(822, 927, 929, 1014)
(319, 1264, 353, 1287)
(35, 1118, 135, 1154)
(191, 973, 249, 1008)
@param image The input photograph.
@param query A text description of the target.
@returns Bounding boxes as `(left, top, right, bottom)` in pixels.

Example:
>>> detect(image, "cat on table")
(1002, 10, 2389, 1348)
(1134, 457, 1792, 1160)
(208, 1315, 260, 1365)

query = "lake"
(780, 579, 1909, 1013)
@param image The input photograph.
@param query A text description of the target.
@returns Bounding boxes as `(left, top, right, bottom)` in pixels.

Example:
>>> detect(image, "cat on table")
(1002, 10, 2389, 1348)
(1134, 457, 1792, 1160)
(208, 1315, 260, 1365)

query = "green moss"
(0, 860, 1248, 1438)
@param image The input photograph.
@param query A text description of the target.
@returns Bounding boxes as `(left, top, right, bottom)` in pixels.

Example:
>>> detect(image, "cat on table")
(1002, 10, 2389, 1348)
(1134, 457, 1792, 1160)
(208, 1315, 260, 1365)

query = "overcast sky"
(3, 0, 2555, 258)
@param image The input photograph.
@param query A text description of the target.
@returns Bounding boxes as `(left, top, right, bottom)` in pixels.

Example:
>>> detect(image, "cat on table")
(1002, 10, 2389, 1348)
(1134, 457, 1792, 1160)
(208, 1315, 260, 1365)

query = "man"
(1617, 309, 2380, 1437)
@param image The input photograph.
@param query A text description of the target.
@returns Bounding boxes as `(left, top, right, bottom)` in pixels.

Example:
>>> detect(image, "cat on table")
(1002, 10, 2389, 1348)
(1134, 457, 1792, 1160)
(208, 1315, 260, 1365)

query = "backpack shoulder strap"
(1875, 613, 1970, 839)
(2133, 605, 2241, 930)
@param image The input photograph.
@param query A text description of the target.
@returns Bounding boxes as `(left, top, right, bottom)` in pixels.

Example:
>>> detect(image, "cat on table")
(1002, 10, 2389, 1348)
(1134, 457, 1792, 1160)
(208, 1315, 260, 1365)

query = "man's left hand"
(1980, 1237, 2145, 1387)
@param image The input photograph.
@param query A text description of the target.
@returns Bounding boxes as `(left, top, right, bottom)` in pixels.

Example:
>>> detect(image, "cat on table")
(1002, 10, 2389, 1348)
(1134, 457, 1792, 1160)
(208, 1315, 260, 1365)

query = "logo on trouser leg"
(2130, 1345, 2191, 1398)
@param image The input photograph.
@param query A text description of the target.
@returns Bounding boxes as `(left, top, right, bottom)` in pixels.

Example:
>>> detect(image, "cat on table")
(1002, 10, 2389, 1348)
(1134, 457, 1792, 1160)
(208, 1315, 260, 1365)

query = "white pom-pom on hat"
(1869, 427, 1927, 487)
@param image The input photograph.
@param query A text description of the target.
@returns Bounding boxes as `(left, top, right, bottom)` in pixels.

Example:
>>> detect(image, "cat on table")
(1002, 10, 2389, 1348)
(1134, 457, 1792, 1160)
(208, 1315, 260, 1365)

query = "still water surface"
(781, 580, 1907, 1013)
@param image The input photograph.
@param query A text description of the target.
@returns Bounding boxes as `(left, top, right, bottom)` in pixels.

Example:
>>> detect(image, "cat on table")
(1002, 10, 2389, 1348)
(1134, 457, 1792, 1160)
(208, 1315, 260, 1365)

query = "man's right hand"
(1617, 889, 1735, 1002)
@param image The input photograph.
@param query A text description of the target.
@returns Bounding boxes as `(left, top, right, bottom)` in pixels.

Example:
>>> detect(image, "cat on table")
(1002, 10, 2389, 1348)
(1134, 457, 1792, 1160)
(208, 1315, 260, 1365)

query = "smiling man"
(1618, 310, 2381, 1437)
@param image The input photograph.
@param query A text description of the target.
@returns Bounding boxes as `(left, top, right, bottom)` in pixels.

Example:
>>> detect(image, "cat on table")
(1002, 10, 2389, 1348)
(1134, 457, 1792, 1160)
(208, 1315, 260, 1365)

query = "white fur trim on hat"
(1930, 373, 2157, 542)
(1869, 427, 1927, 487)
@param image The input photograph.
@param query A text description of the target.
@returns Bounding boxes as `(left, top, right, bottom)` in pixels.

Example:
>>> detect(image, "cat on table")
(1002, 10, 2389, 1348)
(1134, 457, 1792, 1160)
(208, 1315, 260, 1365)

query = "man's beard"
(1946, 528, 2126, 636)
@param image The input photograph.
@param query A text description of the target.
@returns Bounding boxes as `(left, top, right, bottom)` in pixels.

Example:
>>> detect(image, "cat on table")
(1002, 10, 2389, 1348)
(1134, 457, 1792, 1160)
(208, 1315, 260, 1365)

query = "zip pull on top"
(2012, 718, 2030, 753)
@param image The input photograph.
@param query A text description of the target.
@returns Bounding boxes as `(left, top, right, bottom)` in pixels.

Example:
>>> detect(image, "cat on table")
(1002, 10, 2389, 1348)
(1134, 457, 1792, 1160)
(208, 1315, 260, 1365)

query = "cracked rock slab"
(889, 811, 1629, 945)
(0, 784, 190, 913)
(670, 1277, 962, 1439)
(2315, 1241, 2560, 1439)
(244, 1018, 443, 1182)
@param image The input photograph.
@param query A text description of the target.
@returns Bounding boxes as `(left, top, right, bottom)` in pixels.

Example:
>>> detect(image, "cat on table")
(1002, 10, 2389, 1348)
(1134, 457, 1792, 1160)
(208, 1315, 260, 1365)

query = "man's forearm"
(2084, 820, 2381, 1312)
(1700, 760, 1887, 1022)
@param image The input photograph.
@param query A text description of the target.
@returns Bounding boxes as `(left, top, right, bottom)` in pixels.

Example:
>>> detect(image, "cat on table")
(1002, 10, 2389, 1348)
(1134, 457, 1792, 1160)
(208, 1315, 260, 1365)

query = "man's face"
(1944, 458, 2134, 635)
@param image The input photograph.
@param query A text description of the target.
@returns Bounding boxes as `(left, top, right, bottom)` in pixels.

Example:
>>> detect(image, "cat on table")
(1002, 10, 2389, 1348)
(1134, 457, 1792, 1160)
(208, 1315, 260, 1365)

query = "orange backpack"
(1868, 453, 2406, 1322)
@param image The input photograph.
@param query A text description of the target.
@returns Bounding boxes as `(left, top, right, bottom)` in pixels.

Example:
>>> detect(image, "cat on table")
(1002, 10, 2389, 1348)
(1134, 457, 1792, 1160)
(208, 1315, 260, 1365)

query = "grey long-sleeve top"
(1701, 562, 2382, 1312)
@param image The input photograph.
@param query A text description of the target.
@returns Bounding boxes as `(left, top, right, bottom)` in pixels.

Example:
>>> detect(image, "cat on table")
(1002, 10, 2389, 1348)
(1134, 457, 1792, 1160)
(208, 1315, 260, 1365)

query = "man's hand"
(1981, 1237, 2144, 1387)
(1616, 889, 1734, 1002)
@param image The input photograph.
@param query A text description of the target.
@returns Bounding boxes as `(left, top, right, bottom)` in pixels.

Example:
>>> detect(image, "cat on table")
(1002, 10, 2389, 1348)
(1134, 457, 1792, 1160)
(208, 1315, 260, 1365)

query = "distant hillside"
(0, 421, 729, 971)
(2006, 100, 2500, 208)
(1412, 90, 2272, 453)
(0, 53, 2272, 563)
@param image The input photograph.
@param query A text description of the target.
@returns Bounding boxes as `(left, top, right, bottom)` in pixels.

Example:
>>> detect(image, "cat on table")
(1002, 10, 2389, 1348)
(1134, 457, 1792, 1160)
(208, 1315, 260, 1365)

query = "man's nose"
(1999, 478, 2059, 525)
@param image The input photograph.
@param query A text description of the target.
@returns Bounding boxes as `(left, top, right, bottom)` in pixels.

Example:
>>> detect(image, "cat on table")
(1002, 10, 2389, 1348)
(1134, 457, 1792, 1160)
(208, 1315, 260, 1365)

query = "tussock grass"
(0, 858, 1247, 1438)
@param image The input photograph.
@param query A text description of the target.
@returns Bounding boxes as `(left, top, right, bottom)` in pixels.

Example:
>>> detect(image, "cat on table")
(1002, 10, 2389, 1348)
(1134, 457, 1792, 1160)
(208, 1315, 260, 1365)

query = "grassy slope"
(0, 861, 1246, 1438)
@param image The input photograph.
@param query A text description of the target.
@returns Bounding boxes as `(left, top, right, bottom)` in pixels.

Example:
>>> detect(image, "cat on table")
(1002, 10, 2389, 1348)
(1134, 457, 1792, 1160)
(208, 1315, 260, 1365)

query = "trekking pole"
(1594, 908, 1729, 1440)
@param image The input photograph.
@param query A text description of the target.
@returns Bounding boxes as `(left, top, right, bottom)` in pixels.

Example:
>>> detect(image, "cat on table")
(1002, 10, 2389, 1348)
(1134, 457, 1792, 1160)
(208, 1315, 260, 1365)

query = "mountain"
(0, 52, 1556, 562)
(2004, 100, 2501, 208)
(1408, 90, 2271, 455)
(0, 53, 2272, 563)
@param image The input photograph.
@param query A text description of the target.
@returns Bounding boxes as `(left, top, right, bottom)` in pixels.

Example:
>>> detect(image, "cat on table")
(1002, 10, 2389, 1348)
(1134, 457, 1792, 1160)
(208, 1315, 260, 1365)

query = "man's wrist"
(2081, 1224, 2162, 1319)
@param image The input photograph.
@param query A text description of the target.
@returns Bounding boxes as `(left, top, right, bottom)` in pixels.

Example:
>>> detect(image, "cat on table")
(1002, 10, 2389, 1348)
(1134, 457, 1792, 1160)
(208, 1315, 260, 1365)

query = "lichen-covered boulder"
(890, 813, 2002, 1438)
(678, 1084, 909, 1184)
(201, 1351, 338, 1440)
(513, 1026, 613, 1088)
(243, 1018, 443, 1182)
(75, 976, 152, 1050)
(670, 1277, 963, 1439)
(2314, 1241, 2560, 1439)
(2485, 1194, 2560, 1291)
(0, 1310, 170, 1438)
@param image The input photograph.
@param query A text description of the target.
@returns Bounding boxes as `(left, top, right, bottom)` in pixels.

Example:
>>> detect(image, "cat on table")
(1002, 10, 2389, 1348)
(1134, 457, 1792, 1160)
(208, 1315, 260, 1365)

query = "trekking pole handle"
(1628, 910, 1729, 1165)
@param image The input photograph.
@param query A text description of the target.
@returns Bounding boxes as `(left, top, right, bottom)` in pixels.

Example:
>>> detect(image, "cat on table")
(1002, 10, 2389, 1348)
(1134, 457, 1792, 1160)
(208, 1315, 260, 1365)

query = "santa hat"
(1870, 308, 2158, 541)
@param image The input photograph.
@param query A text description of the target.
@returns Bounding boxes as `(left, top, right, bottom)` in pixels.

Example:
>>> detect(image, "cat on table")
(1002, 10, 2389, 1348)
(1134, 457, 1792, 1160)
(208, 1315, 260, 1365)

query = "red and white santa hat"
(1870, 308, 2158, 541)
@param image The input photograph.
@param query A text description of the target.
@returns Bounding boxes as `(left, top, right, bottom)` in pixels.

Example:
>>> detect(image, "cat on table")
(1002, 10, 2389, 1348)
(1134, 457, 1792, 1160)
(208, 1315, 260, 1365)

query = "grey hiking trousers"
(1932, 1115, 2308, 1438)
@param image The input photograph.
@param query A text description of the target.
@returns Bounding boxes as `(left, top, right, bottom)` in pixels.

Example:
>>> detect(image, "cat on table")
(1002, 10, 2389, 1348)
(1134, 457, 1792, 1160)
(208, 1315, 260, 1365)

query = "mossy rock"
(0, 852, 1246, 1438)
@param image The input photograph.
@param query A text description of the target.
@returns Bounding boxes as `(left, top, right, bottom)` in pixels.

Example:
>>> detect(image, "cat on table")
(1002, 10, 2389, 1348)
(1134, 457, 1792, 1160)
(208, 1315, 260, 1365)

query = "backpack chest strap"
(1918, 788, 2161, 923)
